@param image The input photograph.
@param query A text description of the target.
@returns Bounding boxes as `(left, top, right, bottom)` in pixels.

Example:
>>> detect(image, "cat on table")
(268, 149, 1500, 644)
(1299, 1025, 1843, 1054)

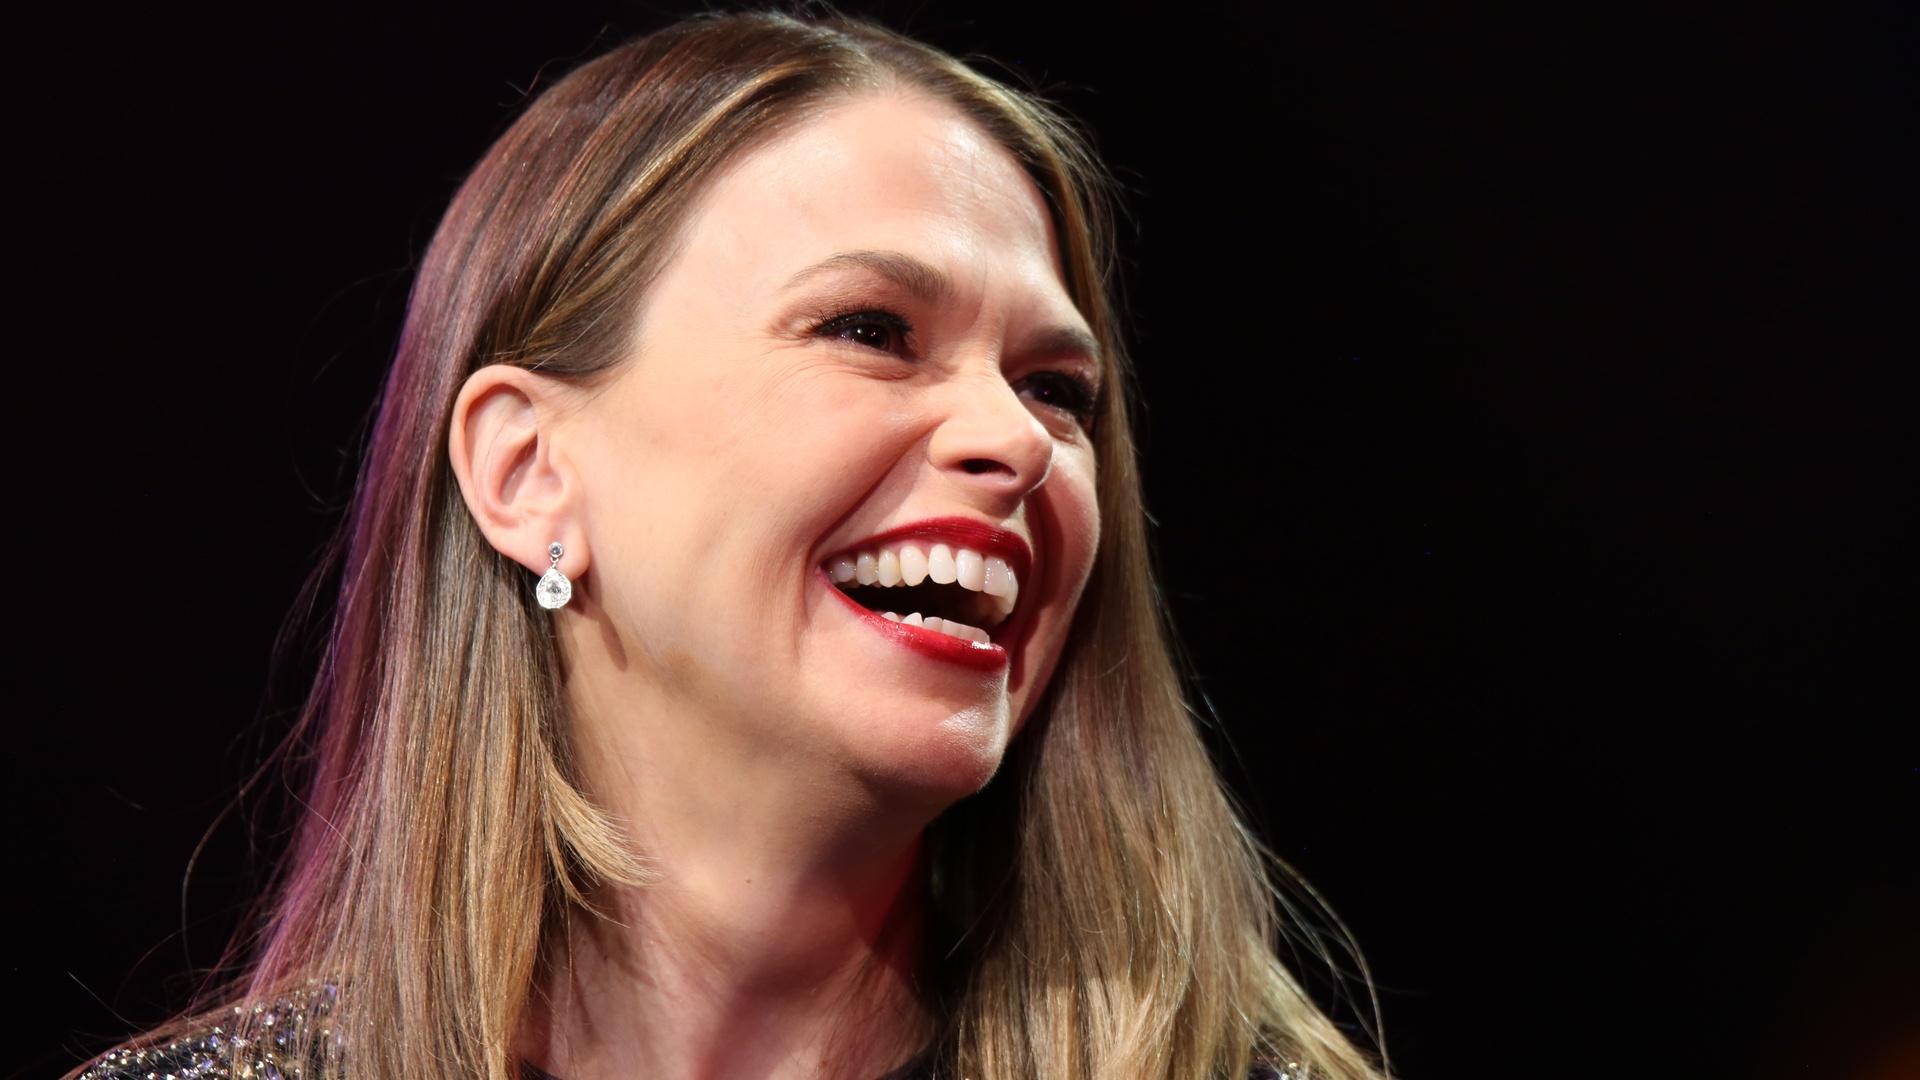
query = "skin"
(449, 90, 1102, 1079)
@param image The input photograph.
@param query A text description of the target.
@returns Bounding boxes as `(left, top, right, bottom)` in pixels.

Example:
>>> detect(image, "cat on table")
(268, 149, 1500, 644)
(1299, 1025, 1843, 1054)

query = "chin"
(854, 700, 1011, 808)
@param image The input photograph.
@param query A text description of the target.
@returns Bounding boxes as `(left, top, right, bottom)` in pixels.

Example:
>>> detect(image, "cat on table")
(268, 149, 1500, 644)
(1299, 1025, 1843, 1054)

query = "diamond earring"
(535, 541, 573, 610)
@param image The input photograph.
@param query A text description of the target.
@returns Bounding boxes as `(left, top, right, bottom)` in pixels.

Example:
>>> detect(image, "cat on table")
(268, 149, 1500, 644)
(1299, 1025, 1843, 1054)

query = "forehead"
(674, 91, 1068, 303)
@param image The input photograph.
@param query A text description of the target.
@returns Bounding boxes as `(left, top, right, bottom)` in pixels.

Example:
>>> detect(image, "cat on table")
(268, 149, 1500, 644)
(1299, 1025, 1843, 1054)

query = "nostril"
(961, 458, 1007, 475)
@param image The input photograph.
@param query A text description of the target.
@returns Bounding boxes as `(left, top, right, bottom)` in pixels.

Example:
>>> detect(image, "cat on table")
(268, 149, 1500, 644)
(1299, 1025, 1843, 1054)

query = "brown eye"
(1018, 370, 1100, 428)
(813, 308, 914, 355)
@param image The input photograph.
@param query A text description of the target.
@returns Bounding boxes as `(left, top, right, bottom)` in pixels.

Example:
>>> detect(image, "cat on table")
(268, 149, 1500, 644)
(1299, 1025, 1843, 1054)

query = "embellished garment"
(77, 981, 342, 1080)
(77, 981, 1305, 1079)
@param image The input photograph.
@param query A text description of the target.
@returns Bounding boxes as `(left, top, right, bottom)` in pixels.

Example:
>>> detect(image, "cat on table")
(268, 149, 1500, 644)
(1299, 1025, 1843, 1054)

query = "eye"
(1017, 369, 1101, 430)
(810, 307, 915, 356)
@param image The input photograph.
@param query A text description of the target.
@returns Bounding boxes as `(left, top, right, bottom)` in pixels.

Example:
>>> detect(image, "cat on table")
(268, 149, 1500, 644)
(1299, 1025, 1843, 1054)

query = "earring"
(535, 540, 573, 610)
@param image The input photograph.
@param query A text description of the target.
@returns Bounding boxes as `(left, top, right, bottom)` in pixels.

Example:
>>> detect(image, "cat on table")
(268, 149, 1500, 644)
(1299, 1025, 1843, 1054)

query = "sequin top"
(75, 981, 1305, 1079)
(76, 981, 342, 1080)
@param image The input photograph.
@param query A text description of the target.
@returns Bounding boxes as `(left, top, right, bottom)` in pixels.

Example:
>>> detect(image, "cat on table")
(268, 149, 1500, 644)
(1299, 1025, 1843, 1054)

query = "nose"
(927, 369, 1055, 503)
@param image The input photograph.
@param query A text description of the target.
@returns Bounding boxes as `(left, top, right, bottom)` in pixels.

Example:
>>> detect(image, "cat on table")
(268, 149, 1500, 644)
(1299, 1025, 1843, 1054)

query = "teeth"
(982, 555, 1018, 616)
(955, 549, 985, 591)
(826, 540, 1022, 624)
(982, 556, 1014, 597)
(899, 544, 928, 586)
(927, 544, 958, 584)
(880, 611, 991, 645)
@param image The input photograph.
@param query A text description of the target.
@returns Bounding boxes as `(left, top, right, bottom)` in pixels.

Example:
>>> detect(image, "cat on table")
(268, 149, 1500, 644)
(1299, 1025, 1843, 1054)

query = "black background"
(16, 3, 1915, 1078)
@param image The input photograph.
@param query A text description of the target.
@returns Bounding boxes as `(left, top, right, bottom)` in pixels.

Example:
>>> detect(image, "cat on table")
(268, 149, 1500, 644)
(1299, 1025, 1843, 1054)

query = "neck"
(521, 669, 941, 1079)
(521, 849, 932, 1080)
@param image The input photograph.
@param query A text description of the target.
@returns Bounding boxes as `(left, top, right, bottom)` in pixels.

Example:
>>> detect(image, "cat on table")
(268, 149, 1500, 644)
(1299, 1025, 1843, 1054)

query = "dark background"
(15, 3, 1914, 1078)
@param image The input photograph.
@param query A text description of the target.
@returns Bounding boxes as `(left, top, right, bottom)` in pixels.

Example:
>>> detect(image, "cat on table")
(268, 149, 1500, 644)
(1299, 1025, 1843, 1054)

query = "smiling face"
(555, 91, 1103, 803)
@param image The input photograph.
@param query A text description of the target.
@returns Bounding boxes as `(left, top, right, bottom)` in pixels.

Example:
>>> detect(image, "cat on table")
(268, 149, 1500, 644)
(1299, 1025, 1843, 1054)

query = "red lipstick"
(816, 516, 1032, 673)
(817, 568, 1010, 671)
(820, 516, 1032, 583)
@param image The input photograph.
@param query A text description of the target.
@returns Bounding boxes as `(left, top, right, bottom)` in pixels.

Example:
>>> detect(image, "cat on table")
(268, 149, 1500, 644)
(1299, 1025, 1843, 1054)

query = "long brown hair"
(74, 8, 1390, 1079)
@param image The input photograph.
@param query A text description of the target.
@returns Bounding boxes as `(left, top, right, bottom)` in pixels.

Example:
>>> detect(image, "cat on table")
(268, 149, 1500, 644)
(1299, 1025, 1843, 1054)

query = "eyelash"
(809, 306, 1102, 429)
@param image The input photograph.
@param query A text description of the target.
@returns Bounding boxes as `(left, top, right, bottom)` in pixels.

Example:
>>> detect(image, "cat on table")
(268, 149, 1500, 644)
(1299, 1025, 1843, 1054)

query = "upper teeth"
(827, 542, 1019, 621)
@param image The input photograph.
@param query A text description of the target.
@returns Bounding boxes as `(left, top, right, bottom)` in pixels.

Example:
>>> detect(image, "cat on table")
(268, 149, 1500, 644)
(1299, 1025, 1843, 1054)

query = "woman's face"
(558, 91, 1102, 802)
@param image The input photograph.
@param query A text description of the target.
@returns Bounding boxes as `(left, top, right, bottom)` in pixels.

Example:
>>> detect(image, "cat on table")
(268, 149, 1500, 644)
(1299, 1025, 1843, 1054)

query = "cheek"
(1051, 449, 1102, 598)
(729, 378, 923, 552)
(585, 367, 915, 609)
(1010, 448, 1100, 724)
(607, 362, 880, 507)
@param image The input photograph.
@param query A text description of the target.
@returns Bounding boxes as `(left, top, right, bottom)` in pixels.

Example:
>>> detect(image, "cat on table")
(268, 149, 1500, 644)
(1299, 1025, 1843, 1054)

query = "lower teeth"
(880, 611, 991, 645)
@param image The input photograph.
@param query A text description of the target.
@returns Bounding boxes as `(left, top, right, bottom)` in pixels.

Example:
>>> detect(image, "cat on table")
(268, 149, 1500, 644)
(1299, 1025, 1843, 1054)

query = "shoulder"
(78, 1029, 228, 1080)
(74, 981, 340, 1080)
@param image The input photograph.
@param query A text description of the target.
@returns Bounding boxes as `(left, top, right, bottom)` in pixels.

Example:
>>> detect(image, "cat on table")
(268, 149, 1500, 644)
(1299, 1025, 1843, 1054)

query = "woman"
(74, 8, 1389, 1079)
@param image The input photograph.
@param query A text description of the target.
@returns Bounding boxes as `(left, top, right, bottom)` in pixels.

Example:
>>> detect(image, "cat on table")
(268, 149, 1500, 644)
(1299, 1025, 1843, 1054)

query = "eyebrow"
(781, 248, 1103, 367)
(784, 249, 953, 304)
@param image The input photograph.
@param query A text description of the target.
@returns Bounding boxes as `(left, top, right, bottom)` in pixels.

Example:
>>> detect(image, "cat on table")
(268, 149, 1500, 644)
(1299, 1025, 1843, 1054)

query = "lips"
(817, 516, 1035, 671)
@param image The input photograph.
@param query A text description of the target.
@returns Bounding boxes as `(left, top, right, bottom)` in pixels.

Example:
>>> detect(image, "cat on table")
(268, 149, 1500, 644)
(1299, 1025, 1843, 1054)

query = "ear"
(448, 364, 587, 583)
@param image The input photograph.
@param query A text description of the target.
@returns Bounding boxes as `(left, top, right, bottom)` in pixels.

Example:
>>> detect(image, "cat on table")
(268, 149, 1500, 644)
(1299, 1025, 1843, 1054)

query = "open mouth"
(819, 529, 1025, 647)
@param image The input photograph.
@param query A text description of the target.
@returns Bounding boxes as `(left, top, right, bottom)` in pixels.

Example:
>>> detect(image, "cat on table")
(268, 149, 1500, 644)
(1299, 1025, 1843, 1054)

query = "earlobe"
(447, 365, 586, 582)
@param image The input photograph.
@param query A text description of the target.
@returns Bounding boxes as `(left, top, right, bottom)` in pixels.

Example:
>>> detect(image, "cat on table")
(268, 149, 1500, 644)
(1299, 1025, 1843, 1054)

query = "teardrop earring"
(535, 541, 573, 610)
